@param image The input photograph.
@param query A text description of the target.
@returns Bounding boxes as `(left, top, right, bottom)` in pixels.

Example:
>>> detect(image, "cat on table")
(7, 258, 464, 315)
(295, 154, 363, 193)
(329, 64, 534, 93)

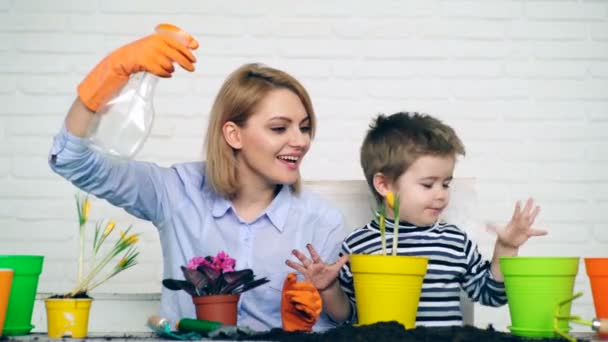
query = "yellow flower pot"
(350, 254, 428, 329)
(44, 298, 92, 338)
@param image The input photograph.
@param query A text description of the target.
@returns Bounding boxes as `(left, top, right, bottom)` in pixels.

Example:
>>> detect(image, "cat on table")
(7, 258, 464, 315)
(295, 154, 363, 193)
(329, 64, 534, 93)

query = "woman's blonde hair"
(205, 63, 315, 199)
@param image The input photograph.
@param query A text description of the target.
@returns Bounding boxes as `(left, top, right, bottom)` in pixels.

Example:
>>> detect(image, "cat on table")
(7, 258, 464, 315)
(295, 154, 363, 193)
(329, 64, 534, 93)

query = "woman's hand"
(78, 24, 198, 112)
(285, 244, 349, 292)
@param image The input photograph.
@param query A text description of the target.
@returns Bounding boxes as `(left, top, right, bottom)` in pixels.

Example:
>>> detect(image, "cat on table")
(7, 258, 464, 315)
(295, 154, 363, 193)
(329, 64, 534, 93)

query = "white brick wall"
(1, 0, 607, 333)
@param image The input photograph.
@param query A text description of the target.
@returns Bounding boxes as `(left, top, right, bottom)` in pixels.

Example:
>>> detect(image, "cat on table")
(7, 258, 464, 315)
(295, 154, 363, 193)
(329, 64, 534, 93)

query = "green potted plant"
(163, 252, 269, 325)
(349, 191, 429, 328)
(45, 193, 139, 338)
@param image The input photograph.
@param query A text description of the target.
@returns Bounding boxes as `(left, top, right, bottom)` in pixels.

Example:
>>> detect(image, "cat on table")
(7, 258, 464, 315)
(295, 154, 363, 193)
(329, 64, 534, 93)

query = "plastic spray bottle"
(86, 24, 194, 159)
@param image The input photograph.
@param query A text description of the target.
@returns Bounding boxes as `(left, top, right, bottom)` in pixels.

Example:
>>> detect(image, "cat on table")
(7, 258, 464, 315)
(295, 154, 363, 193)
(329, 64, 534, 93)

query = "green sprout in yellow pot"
(65, 193, 139, 297)
(381, 191, 400, 256)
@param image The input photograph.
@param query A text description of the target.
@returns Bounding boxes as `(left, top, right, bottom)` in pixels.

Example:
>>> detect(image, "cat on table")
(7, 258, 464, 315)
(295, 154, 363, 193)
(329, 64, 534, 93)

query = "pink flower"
(187, 256, 212, 270)
(187, 251, 236, 273)
(212, 251, 236, 272)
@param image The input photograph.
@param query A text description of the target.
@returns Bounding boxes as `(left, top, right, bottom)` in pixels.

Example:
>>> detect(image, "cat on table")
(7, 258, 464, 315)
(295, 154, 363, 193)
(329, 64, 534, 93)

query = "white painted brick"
(528, 80, 608, 100)
(11, 157, 57, 179)
(0, 157, 8, 177)
(509, 182, 592, 202)
(508, 21, 587, 41)
(0, 137, 55, 157)
(0, 179, 71, 198)
(441, 1, 522, 19)
(362, 40, 448, 59)
(16, 33, 106, 53)
(423, 19, 506, 40)
(0, 74, 16, 94)
(467, 141, 587, 162)
(341, 59, 503, 79)
(0, 53, 74, 73)
(17, 75, 78, 95)
(590, 184, 608, 201)
(449, 79, 530, 99)
(590, 62, 608, 78)
(99, 0, 181, 14)
(524, 2, 607, 20)
(0, 33, 13, 52)
(367, 80, 449, 100)
(13, 0, 96, 13)
(0, 94, 72, 115)
(199, 1, 266, 17)
(1, 218, 75, 240)
(589, 143, 608, 161)
(446, 41, 510, 59)
(68, 15, 165, 35)
(505, 61, 587, 79)
(349, 0, 437, 18)
(587, 101, 608, 121)
(278, 38, 357, 58)
(531, 41, 608, 59)
(307, 79, 366, 99)
(333, 19, 417, 39)
(271, 59, 332, 80)
(249, 19, 333, 38)
(0, 13, 67, 32)
(591, 23, 608, 41)
(472, 160, 608, 182)
(591, 224, 608, 242)
(198, 37, 276, 58)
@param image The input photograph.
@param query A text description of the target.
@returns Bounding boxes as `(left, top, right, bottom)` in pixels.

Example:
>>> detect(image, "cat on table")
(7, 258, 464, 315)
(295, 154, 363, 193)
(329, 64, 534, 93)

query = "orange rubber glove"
(281, 273, 322, 332)
(77, 23, 199, 112)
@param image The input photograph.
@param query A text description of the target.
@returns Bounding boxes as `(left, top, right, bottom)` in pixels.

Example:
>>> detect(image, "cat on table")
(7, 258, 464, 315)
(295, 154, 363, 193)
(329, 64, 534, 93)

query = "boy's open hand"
(286, 244, 349, 292)
(487, 198, 547, 249)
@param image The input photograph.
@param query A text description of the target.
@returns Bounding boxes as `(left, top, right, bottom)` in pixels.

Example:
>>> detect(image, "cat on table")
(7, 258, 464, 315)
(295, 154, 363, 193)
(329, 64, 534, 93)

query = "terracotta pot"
(192, 294, 240, 325)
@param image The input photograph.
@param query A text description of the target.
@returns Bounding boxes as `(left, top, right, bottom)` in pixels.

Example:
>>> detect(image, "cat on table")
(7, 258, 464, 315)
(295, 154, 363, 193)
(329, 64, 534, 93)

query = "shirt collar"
(211, 185, 292, 233)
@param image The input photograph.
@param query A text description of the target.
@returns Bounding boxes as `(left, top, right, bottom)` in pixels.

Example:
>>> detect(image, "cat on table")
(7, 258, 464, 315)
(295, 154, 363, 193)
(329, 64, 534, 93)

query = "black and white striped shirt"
(339, 216, 507, 327)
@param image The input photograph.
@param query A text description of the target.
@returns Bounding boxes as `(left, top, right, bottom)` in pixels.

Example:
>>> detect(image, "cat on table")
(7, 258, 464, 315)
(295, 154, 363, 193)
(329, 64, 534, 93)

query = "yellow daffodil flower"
(386, 191, 395, 209)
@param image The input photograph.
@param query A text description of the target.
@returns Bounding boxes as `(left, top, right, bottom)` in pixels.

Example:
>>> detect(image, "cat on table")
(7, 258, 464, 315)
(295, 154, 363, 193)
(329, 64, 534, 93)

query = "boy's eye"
(443, 183, 451, 189)
(421, 183, 433, 189)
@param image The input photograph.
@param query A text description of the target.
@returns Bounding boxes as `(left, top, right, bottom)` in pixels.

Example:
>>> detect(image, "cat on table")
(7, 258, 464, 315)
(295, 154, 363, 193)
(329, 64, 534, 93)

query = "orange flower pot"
(192, 294, 239, 326)
(585, 258, 608, 338)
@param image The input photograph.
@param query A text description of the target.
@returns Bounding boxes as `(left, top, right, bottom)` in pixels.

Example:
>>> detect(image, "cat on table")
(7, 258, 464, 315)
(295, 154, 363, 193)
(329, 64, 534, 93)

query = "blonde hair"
(360, 112, 466, 202)
(205, 63, 315, 199)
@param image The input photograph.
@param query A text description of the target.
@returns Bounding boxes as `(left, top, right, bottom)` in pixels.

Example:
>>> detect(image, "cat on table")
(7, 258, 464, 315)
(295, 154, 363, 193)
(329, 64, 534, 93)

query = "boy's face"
(390, 154, 455, 226)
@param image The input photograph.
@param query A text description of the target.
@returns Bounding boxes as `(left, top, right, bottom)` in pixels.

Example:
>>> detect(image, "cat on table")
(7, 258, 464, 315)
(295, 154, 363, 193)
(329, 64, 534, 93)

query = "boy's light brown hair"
(360, 112, 466, 202)
(205, 63, 315, 199)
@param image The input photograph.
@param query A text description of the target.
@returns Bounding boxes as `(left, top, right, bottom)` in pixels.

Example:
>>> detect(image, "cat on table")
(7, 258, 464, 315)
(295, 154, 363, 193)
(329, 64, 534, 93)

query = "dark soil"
(48, 291, 92, 299)
(233, 322, 574, 342)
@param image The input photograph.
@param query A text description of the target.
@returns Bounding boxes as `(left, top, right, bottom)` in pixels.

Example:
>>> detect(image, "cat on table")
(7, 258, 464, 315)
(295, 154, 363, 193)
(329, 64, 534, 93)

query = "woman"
(49, 27, 348, 331)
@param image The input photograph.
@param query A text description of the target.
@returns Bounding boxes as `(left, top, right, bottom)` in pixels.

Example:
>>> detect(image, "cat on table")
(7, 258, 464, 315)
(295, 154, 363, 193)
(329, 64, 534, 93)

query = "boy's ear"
(222, 121, 242, 150)
(372, 172, 392, 198)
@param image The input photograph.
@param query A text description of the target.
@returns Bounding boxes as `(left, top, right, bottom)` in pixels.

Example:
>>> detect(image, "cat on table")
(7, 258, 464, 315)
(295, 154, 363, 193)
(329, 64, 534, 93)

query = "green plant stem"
(78, 222, 85, 283)
(379, 205, 387, 256)
(392, 196, 400, 256)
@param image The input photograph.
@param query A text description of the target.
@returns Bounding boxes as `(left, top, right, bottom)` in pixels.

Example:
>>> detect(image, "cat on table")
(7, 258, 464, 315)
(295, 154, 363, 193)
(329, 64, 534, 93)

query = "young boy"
(342, 112, 546, 326)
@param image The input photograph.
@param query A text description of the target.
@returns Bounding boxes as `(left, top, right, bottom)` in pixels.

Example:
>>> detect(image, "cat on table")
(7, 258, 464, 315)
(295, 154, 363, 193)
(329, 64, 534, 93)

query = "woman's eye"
(421, 184, 433, 189)
(443, 183, 451, 189)
(300, 126, 311, 133)
(271, 127, 286, 133)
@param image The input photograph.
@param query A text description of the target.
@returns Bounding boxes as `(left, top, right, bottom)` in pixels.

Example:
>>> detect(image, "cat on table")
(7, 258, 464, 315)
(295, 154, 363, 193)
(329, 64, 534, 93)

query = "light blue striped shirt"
(49, 125, 346, 332)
